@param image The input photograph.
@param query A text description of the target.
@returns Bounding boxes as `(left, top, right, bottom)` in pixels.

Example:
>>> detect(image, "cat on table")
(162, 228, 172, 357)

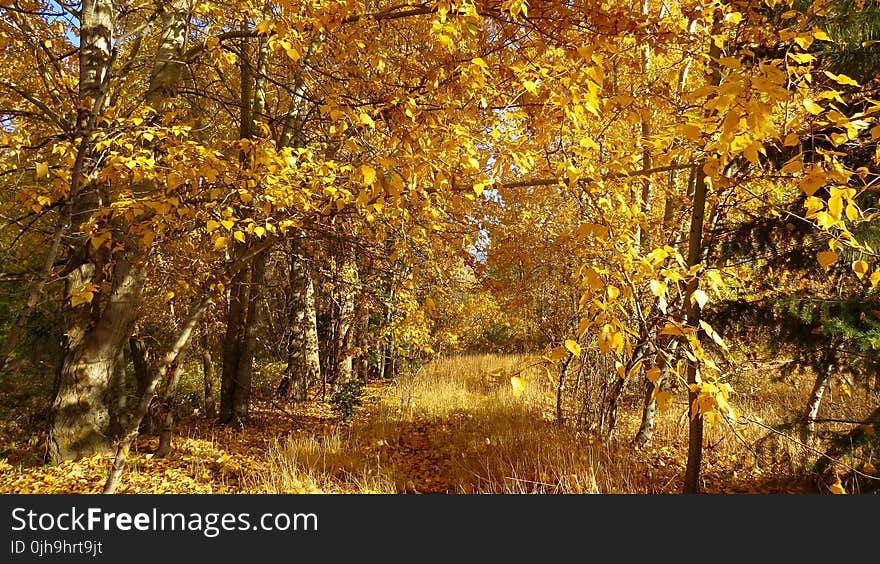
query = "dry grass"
(249, 353, 879, 494)
(251, 354, 664, 493)
(250, 430, 396, 494)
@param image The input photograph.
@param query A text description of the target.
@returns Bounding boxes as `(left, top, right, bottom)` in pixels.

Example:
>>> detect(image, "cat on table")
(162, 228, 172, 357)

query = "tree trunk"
(682, 166, 708, 494)
(682, 10, 722, 494)
(220, 264, 249, 423)
(201, 327, 216, 418)
(49, 0, 193, 463)
(46, 0, 116, 464)
(103, 295, 209, 493)
(355, 312, 369, 381)
(283, 238, 321, 401)
(801, 364, 832, 446)
(634, 338, 679, 447)
(231, 250, 268, 423)
(556, 354, 573, 424)
(155, 359, 186, 457)
(603, 376, 626, 440)
(49, 252, 147, 462)
(633, 378, 657, 447)
(329, 244, 358, 393)
(220, 248, 268, 425)
(0, 217, 64, 374)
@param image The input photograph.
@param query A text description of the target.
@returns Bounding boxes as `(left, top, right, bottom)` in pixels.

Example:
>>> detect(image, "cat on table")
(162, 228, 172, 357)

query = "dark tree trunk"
(682, 9, 722, 494)
(219, 250, 268, 425)
(220, 264, 249, 424)
(155, 359, 186, 457)
(201, 328, 216, 418)
(683, 166, 708, 494)
(232, 250, 268, 423)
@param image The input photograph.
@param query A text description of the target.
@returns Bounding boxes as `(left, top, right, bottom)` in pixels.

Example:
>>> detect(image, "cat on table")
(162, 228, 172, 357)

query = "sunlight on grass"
(249, 430, 396, 494)
(253, 354, 656, 494)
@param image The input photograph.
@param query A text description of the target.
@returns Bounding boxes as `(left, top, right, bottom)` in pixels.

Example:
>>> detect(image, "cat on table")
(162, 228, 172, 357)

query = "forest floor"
(0, 354, 871, 494)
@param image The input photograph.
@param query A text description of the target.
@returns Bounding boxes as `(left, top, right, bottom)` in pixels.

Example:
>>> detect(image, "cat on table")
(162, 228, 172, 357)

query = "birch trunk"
(49, 0, 193, 463)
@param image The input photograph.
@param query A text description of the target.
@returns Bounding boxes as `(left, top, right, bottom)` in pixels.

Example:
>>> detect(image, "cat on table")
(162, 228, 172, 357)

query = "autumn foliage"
(0, 0, 878, 494)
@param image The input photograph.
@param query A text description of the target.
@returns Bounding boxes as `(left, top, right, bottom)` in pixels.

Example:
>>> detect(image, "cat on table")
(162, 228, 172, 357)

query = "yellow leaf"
(863, 462, 877, 475)
(794, 34, 813, 50)
(853, 260, 869, 279)
(846, 203, 860, 222)
(598, 325, 613, 354)
(682, 124, 702, 141)
(70, 290, 95, 308)
(871, 271, 880, 287)
(213, 236, 228, 250)
(221, 219, 235, 231)
(817, 250, 838, 270)
(781, 155, 803, 173)
(254, 20, 273, 35)
(743, 140, 763, 166)
(803, 99, 823, 115)
(69, 282, 98, 308)
(646, 367, 661, 384)
(359, 113, 375, 128)
(650, 279, 666, 297)
(361, 164, 376, 185)
(823, 71, 859, 87)
(510, 376, 526, 398)
(783, 132, 801, 147)
(724, 11, 742, 24)
(788, 52, 815, 64)
(35, 162, 49, 179)
(254, 226, 266, 238)
(564, 339, 581, 357)
(234, 231, 246, 243)
(690, 289, 709, 309)
(828, 479, 847, 494)
(649, 248, 668, 263)
(660, 323, 689, 337)
(828, 195, 843, 219)
(654, 391, 673, 411)
(799, 171, 825, 196)
(700, 320, 727, 350)
(471, 57, 488, 69)
(167, 171, 184, 190)
(206, 220, 220, 232)
(813, 28, 832, 41)
(550, 346, 567, 362)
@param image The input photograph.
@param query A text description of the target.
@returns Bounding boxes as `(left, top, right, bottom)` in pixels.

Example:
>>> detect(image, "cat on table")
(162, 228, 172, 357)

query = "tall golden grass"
(250, 354, 879, 494)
